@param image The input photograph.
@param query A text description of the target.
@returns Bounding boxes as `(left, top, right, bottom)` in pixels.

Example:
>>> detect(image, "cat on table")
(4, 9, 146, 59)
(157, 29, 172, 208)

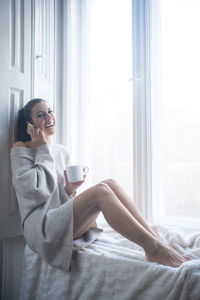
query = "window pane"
(153, 0, 200, 221)
(85, 0, 133, 197)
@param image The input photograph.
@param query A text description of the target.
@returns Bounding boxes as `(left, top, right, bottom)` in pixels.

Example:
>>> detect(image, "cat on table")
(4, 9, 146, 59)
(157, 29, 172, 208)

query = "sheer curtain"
(62, 0, 133, 199)
(61, 0, 88, 167)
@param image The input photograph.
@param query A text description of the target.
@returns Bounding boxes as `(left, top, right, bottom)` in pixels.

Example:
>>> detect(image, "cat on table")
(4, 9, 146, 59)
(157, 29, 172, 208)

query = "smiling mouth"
(45, 124, 55, 129)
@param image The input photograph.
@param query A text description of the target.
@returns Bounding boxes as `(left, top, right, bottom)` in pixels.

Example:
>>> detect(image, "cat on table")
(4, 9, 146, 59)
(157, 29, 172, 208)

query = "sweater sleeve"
(10, 144, 57, 206)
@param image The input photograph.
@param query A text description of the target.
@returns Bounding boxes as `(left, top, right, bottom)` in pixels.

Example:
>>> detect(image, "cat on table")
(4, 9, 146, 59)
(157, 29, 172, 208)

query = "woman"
(11, 98, 189, 271)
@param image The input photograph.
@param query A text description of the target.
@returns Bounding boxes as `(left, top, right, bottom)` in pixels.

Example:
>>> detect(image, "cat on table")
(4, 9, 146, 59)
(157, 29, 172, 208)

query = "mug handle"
(83, 166, 89, 175)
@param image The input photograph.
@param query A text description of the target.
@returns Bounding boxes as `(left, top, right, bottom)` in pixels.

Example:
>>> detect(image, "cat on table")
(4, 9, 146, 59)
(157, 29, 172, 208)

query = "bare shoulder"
(12, 141, 26, 148)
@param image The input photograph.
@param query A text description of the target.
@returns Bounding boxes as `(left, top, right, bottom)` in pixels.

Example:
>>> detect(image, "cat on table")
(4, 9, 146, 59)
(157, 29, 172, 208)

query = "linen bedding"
(20, 220, 200, 300)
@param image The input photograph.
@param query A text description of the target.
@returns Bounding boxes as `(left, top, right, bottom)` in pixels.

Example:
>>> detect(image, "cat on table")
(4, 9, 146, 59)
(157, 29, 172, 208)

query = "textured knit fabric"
(10, 144, 102, 271)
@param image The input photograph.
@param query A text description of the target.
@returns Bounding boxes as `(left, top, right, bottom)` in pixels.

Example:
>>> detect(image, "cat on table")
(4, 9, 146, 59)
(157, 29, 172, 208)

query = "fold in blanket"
(20, 223, 200, 300)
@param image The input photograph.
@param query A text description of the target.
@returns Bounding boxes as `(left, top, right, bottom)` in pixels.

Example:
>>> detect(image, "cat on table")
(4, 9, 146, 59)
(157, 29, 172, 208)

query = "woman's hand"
(64, 170, 86, 196)
(27, 121, 48, 148)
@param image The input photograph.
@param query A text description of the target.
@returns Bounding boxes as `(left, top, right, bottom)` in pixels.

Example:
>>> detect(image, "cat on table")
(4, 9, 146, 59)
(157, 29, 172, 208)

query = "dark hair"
(16, 98, 46, 142)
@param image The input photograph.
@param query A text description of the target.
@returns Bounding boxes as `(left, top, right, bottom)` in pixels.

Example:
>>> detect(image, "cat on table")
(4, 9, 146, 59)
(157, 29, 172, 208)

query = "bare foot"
(168, 245, 191, 262)
(145, 241, 190, 268)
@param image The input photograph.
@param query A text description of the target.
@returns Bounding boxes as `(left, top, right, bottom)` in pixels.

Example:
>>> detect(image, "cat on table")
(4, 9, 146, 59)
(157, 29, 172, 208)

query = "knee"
(101, 178, 118, 188)
(95, 182, 112, 195)
(94, 183, 114, 202)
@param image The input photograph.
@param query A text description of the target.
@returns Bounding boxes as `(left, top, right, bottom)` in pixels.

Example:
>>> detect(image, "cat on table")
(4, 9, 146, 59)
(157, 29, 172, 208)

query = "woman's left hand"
(64, 170, 86, 196)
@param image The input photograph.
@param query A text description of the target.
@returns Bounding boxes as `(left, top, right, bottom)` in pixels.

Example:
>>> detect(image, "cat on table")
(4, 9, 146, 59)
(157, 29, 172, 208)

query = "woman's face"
(30, 101, 56, 136)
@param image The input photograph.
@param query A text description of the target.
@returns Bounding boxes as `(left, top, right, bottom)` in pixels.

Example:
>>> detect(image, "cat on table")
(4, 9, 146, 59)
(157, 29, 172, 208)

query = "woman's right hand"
(27, 121, 48, 148)
(64, 170, 85, 196)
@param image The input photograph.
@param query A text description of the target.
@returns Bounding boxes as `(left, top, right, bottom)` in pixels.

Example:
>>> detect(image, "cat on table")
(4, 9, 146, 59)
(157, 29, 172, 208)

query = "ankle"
(143, 237, 161, 257)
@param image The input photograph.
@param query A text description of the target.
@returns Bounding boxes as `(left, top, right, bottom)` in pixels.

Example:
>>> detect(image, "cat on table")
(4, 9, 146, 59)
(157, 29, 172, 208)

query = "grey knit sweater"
(10, 144, 101, 271)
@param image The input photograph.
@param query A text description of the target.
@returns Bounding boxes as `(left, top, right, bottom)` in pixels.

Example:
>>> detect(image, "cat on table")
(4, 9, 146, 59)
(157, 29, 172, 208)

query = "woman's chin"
(44, 127, 56, 136)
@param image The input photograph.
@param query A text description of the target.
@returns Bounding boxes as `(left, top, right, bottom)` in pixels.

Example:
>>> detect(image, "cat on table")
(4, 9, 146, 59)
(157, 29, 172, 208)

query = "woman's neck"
(46, 135, 52, 144)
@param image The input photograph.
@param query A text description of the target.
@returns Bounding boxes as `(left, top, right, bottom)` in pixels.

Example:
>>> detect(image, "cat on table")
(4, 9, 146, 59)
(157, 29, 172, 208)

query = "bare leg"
(73, 183, 188, 267)
(101, 179, 157, 238)
(100, 180, 192, 260)
(100, 180, 191, 260)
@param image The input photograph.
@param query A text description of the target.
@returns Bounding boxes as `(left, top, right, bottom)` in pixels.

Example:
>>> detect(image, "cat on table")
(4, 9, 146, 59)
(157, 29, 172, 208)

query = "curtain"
(62, 0, 133, 197)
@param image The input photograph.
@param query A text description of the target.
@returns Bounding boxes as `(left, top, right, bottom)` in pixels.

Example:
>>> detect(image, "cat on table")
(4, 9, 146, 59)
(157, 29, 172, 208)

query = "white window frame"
(132, 0, 153, 223)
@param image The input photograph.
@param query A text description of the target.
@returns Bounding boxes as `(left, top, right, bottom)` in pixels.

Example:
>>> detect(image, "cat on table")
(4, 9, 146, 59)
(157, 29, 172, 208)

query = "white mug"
(66, 165, 89, 183)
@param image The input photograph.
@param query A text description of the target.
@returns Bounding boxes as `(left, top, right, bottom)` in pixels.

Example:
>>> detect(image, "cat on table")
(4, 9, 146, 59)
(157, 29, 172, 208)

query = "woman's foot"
(145, 240, 191, 268)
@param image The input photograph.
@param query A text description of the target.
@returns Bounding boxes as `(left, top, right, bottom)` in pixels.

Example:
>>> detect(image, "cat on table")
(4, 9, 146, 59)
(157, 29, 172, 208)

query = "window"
(152, 0, 200, 229)
(62, 0, 199, 229)
(84, 0, 133, 198)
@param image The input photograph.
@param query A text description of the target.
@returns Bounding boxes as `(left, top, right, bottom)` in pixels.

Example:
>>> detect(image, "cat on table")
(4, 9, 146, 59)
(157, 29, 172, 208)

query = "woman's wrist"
(65, 188, 76, 198)
(65, 187, 73, 195)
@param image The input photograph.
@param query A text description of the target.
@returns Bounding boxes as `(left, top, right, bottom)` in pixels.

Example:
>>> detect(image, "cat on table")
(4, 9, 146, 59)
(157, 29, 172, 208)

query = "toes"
(183, 255, 191, 261)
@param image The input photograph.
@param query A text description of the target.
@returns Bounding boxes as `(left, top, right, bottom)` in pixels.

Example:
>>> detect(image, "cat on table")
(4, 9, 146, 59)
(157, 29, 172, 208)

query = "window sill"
(154, 216, 200, 233)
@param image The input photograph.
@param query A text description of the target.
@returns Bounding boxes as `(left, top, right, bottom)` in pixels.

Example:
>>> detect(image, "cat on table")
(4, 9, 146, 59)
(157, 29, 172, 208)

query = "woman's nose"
(45, 113, 52, 122)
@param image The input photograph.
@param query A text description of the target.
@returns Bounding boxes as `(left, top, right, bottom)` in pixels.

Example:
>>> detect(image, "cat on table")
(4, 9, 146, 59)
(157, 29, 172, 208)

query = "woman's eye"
(36, 111, 53, 118)
(37, 113, 45, 118)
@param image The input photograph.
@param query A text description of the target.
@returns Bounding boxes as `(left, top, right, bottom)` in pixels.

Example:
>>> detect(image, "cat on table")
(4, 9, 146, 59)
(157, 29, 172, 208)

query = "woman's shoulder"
(12, 141, 26, 148)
